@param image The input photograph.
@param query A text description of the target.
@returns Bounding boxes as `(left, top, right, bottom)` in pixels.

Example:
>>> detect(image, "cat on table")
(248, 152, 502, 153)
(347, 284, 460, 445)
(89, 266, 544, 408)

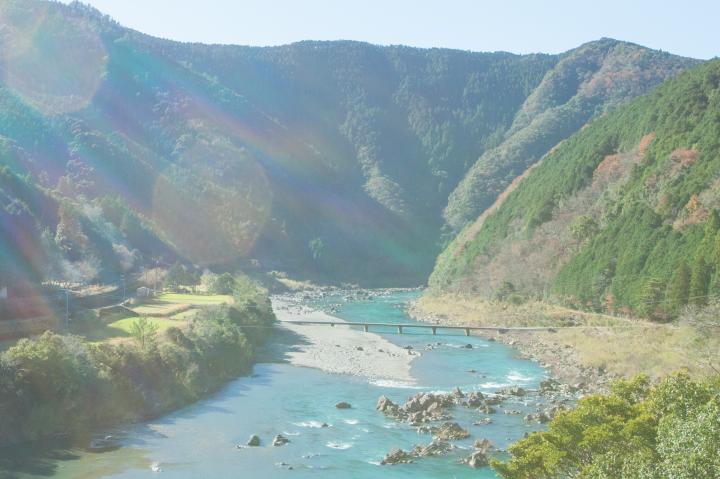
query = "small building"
(136, 286, 152, 298)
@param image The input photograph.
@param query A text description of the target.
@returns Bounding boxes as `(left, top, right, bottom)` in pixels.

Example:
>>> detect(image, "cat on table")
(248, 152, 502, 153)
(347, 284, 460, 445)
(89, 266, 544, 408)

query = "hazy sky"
(66, 0, 719, 59)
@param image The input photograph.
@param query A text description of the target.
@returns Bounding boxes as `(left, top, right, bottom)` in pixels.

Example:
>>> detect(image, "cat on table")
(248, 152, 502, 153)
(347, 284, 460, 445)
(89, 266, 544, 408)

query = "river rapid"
(3, 290, 547, 479)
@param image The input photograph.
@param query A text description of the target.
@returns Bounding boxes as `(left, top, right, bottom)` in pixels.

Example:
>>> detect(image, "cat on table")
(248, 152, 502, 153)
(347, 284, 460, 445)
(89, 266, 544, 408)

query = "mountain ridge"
(0, 0, 699, 289)
(430, 59, 720, 319)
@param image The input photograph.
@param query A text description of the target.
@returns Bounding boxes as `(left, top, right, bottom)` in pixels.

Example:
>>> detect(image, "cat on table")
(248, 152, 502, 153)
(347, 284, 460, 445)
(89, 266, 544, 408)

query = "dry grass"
(130, 293, 232, 316)
(553, 325, 717, 380)
(415, 293, 719, 381)
(415, 293, 631, 328)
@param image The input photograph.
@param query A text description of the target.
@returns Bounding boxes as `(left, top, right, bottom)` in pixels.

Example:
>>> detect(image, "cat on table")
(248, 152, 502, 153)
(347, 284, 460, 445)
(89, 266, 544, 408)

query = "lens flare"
(151, 136, 271, 266)
(0, 2, 107, 115)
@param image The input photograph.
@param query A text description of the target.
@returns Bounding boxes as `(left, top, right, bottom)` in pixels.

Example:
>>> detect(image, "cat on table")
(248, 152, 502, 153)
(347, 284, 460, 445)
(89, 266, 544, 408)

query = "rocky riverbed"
(408, 301, 615, 395)
(272, 294, 416, 384)
(375, 382, 578, 467)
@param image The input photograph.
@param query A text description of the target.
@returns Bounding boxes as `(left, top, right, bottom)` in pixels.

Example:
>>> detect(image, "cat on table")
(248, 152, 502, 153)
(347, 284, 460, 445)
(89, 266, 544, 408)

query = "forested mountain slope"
(430, 60, 720, 319)
(443, 38, 697, 232)
(0, 0, 697, 287)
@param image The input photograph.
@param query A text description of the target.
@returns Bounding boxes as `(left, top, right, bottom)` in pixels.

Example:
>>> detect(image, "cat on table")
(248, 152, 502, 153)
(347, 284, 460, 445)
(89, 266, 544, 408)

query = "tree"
(637, 277, 665, 320)
(495, 281, 516, 301)
(129, 317, 159, 350)
(569, 215, 599, 243)
(308, 237, 324, 261)
(54, 203, 87, 254)
(164, 262, 199, 288)
(689, 256, 711, 305)
(492, 374, 719, 479)
(668, 260, 691, 312)
(210, 273, 236, 295)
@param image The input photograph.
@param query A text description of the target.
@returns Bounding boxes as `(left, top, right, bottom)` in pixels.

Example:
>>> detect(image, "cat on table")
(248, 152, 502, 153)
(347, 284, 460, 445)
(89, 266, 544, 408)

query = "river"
(2, 290, 547, 478)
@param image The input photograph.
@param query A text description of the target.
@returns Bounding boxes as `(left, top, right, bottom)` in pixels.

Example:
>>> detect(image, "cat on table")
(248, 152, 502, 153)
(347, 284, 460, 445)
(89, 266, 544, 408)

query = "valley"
(0, 1, 719, 477)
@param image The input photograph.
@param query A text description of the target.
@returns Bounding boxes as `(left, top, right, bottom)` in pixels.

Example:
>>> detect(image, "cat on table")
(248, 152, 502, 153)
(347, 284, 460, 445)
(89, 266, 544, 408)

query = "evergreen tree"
(637, 277, 665, 319)
(689, 256, 711, 305)
(667, 261, 691, 312)
(699, 210, 720, 262)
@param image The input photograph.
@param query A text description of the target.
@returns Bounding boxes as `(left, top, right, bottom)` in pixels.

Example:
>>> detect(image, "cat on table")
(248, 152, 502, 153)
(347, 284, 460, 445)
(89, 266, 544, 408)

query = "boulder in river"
(474, 438, 494, 453)
(477, 405, 496, 414)
(465, 391, 485, 407)
(247, 434, 261, 447)
(377, 395, 398, 415)
(497, 386, 527, 397)
(412, 439, 453, 457)
(335, 401, 352, 409)
(465, 450, 489, 468)
(539, 378, 560, 393)
(272, 434, 290, 446)
(432, 421, 470, 441)
(485, 395, 505, 405)
(381, 448, 414, 465)
(524, 411, 551, 423)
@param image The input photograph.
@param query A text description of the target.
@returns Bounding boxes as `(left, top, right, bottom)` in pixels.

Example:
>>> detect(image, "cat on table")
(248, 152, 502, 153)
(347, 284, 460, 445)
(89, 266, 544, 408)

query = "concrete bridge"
(278, 320, 564, 336)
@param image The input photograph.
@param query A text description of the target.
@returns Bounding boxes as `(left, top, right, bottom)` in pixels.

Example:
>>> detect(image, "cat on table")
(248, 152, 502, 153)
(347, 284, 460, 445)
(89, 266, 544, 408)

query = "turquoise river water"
(2, 290, 547, 478)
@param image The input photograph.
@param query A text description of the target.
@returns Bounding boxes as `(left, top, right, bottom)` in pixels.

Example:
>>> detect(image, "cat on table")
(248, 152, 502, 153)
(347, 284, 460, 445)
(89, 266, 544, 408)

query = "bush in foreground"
(493, 374, 720, 479)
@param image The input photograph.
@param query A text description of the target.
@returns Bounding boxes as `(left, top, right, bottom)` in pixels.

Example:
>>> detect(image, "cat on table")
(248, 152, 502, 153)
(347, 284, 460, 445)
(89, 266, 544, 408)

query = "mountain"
(429, 60, 720, 319)
(0, 0, 698, 288)
(442, 38, 698, 232)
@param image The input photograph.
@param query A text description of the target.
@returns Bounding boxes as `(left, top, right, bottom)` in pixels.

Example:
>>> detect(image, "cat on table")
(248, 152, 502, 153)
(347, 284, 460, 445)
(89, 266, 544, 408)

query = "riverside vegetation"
(0, 277, 275, 446)
(493, 374, 720, 479)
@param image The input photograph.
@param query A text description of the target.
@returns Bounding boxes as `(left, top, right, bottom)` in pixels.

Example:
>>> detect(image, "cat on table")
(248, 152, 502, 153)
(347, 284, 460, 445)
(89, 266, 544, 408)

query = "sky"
(65, 0, 719, 59)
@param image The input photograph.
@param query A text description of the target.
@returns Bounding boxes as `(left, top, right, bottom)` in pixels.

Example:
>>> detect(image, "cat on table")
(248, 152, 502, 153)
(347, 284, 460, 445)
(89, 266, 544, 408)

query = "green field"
(75, 293, 233, 342)
(156, 293, 233, 305)
(105, 316, 179, 335)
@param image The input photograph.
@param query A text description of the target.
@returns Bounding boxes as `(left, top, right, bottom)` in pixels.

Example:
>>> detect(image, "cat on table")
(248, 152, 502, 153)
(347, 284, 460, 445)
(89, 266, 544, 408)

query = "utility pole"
(63, 288, 69, 327)
(121, 274, 126, 302)
(154, 258, 160, 295)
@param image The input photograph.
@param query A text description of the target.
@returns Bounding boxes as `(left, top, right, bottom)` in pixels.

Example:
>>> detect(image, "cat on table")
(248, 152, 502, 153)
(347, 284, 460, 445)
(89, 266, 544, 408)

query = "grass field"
(105, 316, 179, 335)
(129, 293, 232, 316)
(75, 293, 233, 342)
(156, 293, 233, 305)
(415, 293, 719, 381)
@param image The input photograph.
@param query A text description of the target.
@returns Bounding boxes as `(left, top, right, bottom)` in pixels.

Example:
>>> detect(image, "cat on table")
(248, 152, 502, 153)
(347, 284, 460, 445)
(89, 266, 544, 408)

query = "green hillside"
(0, 0, 697, 288)
(430, 60, 720, 319)
(442, 38, 697, 232)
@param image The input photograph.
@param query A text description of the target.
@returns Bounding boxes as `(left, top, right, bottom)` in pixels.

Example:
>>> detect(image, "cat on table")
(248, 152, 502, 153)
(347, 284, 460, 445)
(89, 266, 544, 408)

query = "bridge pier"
(363, 324, 369, 332)
(432, 326, 437, 335)
(465, 328, 470, 336)
(398, 325, 403, 334)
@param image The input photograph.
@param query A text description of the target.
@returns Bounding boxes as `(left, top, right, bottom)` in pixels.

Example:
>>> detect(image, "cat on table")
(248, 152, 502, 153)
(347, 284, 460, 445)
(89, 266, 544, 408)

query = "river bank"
(272, 295, 415, 384)
(410, 293, 719, 394)
(408, 295, 625, 394)
(0, 286, 276, 448)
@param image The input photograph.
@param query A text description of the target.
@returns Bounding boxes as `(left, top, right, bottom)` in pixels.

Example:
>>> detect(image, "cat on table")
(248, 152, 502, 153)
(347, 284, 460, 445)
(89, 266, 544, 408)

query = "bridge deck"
(278, 319, 564, 336)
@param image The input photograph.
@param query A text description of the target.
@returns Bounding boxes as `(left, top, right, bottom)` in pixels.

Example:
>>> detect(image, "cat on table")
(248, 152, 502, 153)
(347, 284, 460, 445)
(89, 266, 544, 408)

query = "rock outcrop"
(431, 422, 470, 441)
(272, 434, 290, 446)
(381, 448, 414, 465)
